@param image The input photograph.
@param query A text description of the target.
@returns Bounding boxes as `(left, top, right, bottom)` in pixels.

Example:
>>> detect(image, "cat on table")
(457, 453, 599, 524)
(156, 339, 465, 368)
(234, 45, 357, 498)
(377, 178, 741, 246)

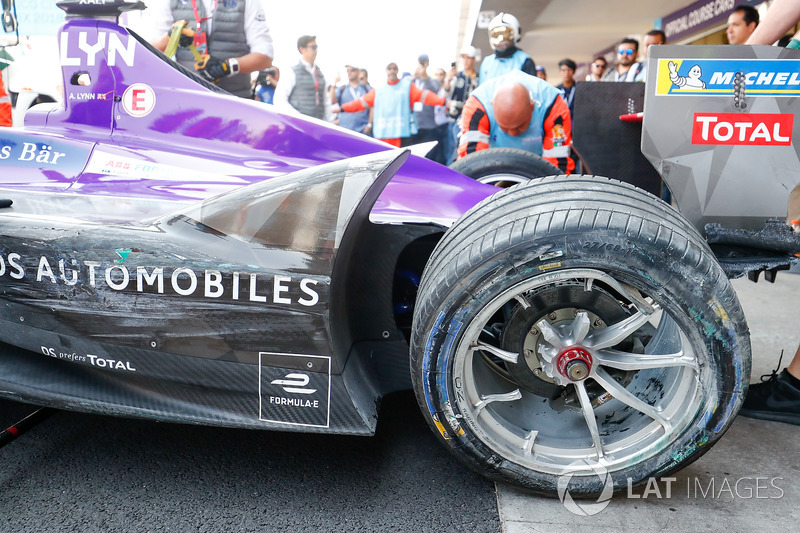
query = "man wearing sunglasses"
(274, 35, 333, 121)
(479, 12, 536, 85)
(585, 57, 607, 82)
(602, 38, 644, 82)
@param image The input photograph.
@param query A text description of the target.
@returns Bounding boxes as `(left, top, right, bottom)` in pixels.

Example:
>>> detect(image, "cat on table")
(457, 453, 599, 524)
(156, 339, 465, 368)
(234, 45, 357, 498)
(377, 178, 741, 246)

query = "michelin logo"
(657, 59, 800, 96)
(668, 61, 706, 90)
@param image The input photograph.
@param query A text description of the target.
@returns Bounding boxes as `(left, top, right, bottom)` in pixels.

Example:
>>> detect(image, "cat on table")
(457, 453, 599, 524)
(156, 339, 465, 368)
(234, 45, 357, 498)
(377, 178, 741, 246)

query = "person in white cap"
(442, 45, 481, 163)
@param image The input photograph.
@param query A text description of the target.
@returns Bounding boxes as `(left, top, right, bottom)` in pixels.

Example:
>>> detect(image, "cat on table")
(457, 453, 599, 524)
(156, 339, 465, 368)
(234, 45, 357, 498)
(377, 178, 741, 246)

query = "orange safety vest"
(0, 76, 11, 127)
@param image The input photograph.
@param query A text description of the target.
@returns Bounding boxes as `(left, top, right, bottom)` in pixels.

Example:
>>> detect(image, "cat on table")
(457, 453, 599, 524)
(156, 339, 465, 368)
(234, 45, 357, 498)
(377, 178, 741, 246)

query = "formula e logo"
(270, 373, 317, 394)
(691, 113, 793, 146)
(260, 352, 331, 427)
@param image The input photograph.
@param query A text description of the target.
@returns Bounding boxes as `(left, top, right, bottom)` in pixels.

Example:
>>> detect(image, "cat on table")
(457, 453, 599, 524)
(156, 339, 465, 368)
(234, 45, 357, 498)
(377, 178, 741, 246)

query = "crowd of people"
(0, 2, 768, 173)
(143, 4, 759, 174)
(142, 2, 660, 168)
(259, 11, 575, 169)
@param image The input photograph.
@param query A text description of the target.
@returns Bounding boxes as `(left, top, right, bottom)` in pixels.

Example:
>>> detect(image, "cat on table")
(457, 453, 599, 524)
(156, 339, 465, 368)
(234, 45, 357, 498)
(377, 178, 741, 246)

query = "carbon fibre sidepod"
(0, 150, 419, 434)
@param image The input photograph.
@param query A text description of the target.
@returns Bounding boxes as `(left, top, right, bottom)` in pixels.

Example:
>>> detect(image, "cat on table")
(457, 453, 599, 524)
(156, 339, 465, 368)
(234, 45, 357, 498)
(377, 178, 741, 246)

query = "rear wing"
(642, 44, 800, 233)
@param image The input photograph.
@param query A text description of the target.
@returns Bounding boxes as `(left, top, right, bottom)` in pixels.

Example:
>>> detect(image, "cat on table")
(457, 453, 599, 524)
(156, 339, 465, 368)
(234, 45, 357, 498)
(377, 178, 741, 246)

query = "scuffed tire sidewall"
(411, 227, 749, 497)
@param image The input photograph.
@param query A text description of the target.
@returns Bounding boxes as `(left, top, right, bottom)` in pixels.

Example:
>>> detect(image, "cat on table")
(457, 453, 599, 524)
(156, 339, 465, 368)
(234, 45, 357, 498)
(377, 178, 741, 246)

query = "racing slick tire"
(410, 175, 750, 496)
(449, 147, 560, 187)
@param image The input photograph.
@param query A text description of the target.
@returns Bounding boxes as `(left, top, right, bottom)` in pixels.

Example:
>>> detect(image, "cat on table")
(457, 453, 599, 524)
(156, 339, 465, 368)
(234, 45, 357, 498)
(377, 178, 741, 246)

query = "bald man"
(458, 70, 574, 172)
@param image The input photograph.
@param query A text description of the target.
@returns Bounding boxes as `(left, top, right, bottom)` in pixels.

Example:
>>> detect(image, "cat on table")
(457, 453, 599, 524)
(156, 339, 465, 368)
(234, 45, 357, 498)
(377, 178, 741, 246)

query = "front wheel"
(411, 175, 750, 496)
(449, 147, 560, 187)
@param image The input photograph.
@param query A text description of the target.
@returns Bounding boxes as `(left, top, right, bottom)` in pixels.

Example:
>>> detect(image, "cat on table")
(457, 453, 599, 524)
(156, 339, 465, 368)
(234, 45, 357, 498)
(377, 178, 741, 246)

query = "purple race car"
(5, 0, 794, 497)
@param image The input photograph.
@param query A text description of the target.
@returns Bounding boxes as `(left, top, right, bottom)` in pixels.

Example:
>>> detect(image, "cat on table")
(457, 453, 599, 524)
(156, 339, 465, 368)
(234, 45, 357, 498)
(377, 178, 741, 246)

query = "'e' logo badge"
(122, 83, 156, 118)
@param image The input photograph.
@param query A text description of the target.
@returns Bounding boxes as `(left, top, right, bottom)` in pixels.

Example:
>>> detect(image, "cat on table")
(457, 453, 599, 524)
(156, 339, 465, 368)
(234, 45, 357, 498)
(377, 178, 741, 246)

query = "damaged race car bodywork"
(2, 0, 795, 496)
(0, 1, 495, 435)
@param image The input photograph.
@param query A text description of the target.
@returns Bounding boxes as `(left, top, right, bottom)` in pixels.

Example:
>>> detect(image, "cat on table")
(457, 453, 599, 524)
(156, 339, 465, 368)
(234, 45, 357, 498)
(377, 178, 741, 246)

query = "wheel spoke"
(536, 319, 564, 351)
(568, 312, 591, 345)
(582, 271, 655, 316)
(522, 429, 538, 457)
(575, 381, 604, 460)
(595, 348, 697, 371)
(584, 310, 652, 350)
(514, 294, 531, 310)
(473, 389, 522, 416)
(593, 368, 672, 432)
(472, 341, 519, 364)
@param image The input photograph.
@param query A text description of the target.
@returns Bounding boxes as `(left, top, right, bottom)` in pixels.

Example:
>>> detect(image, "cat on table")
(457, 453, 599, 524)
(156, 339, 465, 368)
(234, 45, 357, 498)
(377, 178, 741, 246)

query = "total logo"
(40, 345, 136, 372)
(691, 113, 793, 146)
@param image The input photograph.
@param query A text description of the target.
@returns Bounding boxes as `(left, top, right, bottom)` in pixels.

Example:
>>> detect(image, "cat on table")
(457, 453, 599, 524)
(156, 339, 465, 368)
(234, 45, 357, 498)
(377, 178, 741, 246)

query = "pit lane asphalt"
(0, 391, 499, 532)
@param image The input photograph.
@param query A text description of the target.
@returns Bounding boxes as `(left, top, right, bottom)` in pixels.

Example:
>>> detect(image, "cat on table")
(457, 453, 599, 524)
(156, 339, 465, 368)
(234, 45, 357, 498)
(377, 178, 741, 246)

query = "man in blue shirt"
(333, 64, 372, 135)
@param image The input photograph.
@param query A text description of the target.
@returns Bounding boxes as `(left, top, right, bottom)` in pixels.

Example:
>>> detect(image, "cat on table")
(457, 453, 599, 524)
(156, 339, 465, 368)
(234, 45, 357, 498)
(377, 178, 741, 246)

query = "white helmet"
(488, 12, 521, 51)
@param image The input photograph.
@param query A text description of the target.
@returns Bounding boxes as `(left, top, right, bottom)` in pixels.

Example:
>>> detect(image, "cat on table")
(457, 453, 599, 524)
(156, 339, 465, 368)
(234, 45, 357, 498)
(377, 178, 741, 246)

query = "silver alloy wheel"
(475, 173, 531, 186)
(451, 268, 702, 475)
